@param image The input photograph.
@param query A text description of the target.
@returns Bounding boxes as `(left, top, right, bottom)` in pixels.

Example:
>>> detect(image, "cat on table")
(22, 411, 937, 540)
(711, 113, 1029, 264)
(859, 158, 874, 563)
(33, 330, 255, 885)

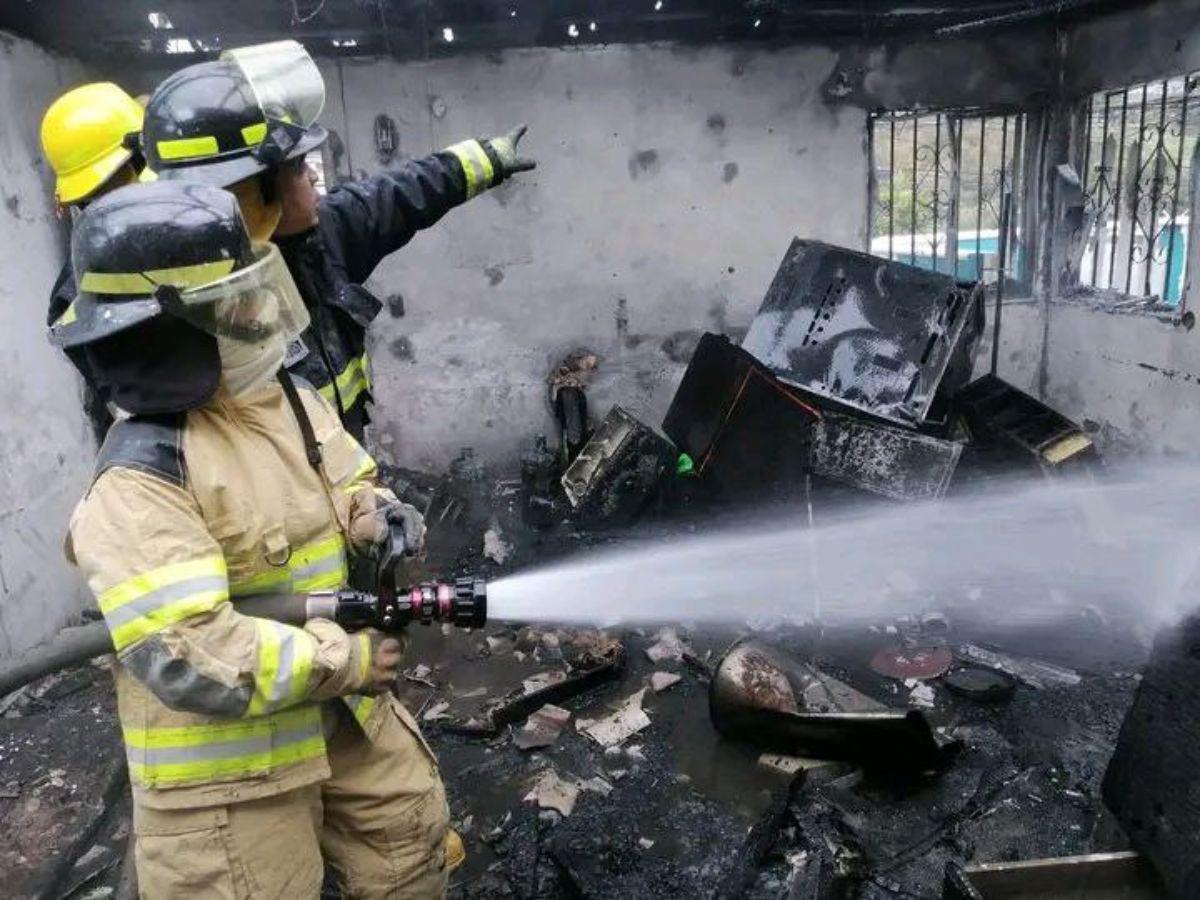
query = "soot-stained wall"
(994, 0, 1200, 459)
(0, 31, 94, 655)
(317, 44, 869, 469)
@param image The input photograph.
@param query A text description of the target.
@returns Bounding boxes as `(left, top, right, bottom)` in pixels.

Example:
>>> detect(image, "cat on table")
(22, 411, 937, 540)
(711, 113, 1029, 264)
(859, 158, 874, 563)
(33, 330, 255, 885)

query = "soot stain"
(484, 266, 505, 287)
(628, 149, 660, 180)
(389, 336, 415, 363)
(661, 330, 700, 364)
(616, 297, 630, 342)
(706, 113, 726, 133)
(386, 294, 406, 318)
(722, 162, 739, 183)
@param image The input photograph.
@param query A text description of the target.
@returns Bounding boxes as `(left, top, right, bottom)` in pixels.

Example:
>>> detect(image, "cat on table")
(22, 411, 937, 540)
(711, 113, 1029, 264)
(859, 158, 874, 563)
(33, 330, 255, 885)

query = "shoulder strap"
(278, 368, 323, 471)
(95, 414, 187, 487)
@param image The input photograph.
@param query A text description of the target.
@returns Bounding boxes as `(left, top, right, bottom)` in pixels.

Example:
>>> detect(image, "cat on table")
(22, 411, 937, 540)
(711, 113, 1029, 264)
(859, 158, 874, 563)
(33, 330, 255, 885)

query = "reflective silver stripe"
(126, 723, 322, 767)
(102, 575, 228, 630)
(292, 553, 344, 584)
(269, 621, 296, 708)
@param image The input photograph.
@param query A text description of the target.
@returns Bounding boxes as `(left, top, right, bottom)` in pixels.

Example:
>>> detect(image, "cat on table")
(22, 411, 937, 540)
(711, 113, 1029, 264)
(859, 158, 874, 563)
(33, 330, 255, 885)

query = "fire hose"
(0, 525, 487, 699)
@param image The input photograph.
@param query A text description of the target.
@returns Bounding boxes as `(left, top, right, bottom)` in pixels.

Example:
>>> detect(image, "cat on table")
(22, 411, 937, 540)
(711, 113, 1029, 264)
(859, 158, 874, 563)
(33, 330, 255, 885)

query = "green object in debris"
(676, 453, 696, 476)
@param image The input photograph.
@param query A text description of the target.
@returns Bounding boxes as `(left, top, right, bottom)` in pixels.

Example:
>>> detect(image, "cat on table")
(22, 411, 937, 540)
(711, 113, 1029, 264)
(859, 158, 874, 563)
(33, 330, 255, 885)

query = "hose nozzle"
(392, 578, 488, 629)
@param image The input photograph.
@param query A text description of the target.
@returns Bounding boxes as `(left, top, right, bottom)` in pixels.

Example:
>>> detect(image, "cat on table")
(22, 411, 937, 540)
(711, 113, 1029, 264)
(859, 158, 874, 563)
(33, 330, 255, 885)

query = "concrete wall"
(1062, 0, 1200, 96)
(0, 32, 95, 655)
(978, 301, 1200, 458)
(317, 44, 870, 469)
(977, 0, 1200, 461)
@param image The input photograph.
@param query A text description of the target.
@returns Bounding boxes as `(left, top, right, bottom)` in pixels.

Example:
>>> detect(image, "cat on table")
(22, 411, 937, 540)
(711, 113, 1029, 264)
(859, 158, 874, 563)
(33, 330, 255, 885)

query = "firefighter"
(55, 179, 452, 897)
(40, 82, 146, 423)
(140, 40, 535, 440)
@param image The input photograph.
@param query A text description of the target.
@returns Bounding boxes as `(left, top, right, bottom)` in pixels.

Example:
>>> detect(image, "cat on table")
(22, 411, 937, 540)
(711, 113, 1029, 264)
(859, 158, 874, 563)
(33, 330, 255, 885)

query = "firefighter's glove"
(364, 630, 405, 694)
(381, 500, 427, 556)
(485, 124, 537, 179)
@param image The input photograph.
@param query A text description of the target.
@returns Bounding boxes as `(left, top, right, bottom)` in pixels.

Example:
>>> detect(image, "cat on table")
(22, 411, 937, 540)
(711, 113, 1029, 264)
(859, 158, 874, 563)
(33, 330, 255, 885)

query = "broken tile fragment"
(422, 700, 450, 721)
(576, 689, 651, 747)
(483, 526, 511, 564)
(906, 681, 936, 708)
(649, 671, 682, 693)
(580, 776, 613, 797)
(514, 704, 572, 751)
(959, 643, 1081, 689)
(757, 753, 835, 777)
(523, 769, 579, 817)
(522, 671, 568, 696)
(645, 628, 687, 663)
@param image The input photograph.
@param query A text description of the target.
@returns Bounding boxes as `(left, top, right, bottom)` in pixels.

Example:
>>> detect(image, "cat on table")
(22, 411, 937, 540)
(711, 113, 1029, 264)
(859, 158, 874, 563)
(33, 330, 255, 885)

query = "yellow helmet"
(41, 83, 144, 205)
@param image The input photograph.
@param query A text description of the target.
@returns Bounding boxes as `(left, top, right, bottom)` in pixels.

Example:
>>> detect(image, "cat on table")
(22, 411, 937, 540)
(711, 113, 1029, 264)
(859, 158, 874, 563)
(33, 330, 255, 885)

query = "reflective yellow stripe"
(358, 632, 371, 684)
(344, 694, 376, 727)
(446, 139, 494, 199)
(246, 620, 317, 716)
(80, 258, 237, 295)
(241, 121, 268, 146)
(337, 433, 376, 494)
(1042, 433, 1093, 464)
(291, 534, 349, 592)
(54, 300, 78, 328)
(124, 706, 325, 787)
(99, 556, 228, 651)
(156, 135, 220, 161)
(228, 533, 348, 598)
(317, 353, 371, 411)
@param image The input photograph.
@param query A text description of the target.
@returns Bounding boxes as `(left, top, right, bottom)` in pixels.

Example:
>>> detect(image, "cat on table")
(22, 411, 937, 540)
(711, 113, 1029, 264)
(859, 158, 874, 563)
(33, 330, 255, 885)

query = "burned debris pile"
(519, 239, 1100, 535)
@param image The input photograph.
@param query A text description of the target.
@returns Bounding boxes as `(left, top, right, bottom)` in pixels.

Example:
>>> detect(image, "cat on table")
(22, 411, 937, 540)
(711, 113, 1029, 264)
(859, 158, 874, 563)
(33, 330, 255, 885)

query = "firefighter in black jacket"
(140, 40, 535, 440)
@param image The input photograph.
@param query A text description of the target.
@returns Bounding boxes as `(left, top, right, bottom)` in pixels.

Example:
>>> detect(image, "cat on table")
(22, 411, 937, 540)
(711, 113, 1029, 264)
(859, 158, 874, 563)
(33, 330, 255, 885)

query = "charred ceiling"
(0, 0, 1150, 64)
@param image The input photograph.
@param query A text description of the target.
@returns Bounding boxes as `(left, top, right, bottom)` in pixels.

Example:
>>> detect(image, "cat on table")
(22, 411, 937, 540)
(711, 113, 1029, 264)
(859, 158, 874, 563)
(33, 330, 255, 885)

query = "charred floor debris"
(0, 240, 1180, 898)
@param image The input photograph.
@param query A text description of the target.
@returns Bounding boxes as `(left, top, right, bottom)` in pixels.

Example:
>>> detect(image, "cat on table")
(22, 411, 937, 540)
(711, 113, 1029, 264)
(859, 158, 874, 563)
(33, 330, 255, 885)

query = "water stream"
(487, 464, 1200, 631)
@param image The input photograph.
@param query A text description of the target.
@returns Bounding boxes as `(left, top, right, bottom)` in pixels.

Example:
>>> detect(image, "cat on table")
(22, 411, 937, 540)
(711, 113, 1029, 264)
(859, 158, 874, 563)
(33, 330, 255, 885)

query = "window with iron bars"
(869, 111, 1027, 288)
(1079, 74, 1199, 307)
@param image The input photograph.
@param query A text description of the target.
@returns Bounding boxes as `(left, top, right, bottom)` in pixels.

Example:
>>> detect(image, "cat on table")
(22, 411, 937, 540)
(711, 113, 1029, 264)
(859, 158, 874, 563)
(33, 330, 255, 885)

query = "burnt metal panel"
(560, 406, 675, 523)
(811, 410, 962, 501)
(954, 374, 1101, 475)
(662, 333, 819, 500)
(742, 239, 981, 427)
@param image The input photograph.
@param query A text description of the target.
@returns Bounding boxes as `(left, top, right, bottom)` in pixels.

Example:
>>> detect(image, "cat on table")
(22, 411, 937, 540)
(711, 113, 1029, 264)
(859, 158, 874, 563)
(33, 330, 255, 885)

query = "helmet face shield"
(163, 242, 309, 344)
(222, 41, 325, 131)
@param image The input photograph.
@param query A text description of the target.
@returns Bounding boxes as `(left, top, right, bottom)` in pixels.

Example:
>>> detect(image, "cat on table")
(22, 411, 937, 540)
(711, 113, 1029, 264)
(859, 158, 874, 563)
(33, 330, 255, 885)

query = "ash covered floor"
(0, 475, 1150, 899)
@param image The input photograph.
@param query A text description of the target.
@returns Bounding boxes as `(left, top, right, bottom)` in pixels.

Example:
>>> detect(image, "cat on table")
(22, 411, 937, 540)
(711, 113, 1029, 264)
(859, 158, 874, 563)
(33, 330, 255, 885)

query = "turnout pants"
(133, 698, 450, 899)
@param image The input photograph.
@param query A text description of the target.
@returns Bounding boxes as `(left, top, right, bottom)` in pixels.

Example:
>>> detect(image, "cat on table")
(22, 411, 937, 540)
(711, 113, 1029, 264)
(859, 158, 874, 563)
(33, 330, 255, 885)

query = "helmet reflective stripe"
(123, 705, 325, 787)
(155, 120, 270, 163)
(227, 532, 348, 598)
(79, 259, 238, 296)
(98, 555, 229, 652)
(156, 135, 219, 160)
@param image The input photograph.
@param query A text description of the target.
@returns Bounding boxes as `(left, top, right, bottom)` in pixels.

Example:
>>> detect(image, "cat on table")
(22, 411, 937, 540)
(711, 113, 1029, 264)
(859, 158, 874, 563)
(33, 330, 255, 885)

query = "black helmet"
(143, 40, 327, 188)
(50, 181, 310, 414)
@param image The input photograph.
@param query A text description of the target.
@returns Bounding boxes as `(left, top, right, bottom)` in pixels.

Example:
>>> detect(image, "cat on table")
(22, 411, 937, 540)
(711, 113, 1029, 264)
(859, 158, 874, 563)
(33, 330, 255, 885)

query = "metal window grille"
(1080, 75, 1200, 306)
(869, 111, 1026, 285)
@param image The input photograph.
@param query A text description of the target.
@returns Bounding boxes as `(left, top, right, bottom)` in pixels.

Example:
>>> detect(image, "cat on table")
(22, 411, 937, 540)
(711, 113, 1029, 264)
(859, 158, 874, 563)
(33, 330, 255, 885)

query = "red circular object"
(869, 644, 953, 680)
